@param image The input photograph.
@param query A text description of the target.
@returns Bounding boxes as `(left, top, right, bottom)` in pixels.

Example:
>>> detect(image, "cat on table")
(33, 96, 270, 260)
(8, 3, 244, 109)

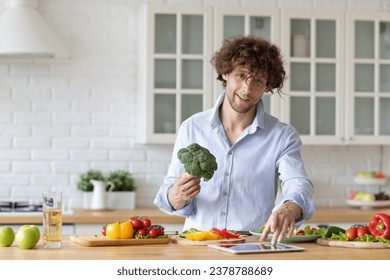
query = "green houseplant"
(77, 169, 137, 209)
(105, 170, 136, 192)
(77, 170, 105, 192)
(105, 170, 136, 209)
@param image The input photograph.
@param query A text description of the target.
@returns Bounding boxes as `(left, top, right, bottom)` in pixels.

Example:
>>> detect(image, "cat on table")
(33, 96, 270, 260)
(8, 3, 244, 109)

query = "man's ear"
(222, 73, 228, 81)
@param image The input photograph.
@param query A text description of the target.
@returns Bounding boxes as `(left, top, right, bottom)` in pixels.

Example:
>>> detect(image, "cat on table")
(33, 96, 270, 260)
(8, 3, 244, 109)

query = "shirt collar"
(208, 92, 265, 131)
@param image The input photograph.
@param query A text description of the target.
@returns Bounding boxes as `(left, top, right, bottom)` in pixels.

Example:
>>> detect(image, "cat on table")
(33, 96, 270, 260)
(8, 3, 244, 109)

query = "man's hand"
(168, 173, 201, 210)
(259, 201, 302, 245)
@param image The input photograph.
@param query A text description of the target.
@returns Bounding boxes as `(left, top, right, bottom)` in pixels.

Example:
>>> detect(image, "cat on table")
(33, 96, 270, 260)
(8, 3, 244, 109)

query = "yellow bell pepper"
(106, 221, 133, 239)
(184, 231, 222, 241)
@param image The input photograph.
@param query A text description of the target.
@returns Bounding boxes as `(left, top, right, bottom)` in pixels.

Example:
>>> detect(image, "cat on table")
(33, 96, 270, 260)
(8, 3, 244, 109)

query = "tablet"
(208, 242, 305, 254)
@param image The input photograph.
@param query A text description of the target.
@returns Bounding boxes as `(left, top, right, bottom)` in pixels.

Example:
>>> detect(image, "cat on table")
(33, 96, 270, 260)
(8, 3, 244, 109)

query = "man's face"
(222, 66, 268, 114)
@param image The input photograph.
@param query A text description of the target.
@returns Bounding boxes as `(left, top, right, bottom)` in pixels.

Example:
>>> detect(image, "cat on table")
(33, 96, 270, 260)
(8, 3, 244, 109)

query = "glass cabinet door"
(347, 12, 390, 143)
(215, 7, 280, 117)
(138, 5, 213, 143)
(281, 11, 345, 144)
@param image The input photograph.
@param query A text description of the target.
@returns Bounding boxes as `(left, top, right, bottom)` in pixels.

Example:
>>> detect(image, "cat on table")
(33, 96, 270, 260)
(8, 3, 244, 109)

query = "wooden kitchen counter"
(0, 235, 388, 260)
(1, 207, 388, 225)
(0, 208, 185, 225)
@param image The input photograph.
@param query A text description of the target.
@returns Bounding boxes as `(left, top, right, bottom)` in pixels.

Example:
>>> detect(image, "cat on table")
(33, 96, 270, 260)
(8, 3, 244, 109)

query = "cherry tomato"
(310, 228, 317, 234)
(346, 228, 357, 241)
(296, 230, 305, 236)
(357, 227, 368, 237)
(101, 226, 106, 236)
(148, 228, 158, 238)
(142, 218, 151, 228)
(129, 217, 143, 230)
(137, 228, 147, 236)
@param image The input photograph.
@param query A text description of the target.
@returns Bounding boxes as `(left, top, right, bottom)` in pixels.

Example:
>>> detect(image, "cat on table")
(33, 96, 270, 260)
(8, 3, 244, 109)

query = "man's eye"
(255, 79, 263, 85)
(238, 73, 246, 79)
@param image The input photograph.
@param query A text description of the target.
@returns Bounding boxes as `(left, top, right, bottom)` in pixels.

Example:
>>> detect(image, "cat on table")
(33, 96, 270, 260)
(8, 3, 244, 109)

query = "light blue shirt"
(154, 93, 314, 231)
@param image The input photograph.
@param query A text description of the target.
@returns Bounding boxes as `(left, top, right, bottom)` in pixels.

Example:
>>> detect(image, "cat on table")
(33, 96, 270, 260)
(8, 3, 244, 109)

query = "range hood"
(0, 0, 70, 59)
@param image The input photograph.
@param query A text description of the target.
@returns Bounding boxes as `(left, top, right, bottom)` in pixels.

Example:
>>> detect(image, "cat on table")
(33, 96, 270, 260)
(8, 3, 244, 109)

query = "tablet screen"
(208, 242, 305, 254)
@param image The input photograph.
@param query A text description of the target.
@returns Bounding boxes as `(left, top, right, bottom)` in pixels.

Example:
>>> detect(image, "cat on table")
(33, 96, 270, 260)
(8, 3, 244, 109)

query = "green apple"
(0, 226, 15, 247)
(15, 225, 40, 249)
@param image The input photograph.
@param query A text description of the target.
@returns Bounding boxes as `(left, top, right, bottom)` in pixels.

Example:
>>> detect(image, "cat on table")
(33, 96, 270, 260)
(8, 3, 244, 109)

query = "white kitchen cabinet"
(138, 6, 390, 145)
(345, 12, 390, 145)
(137, 4, 213, 144)
(213, 7, 281, 117)
(280, 10, 346, 145)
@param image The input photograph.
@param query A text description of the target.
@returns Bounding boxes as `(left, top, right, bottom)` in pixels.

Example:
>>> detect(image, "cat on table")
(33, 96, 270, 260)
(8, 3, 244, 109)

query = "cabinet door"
(138, 5, 213, 144)
(280, 10, 345, 145)
(214, 7, 280, 117)
(346, 12, 390, 144)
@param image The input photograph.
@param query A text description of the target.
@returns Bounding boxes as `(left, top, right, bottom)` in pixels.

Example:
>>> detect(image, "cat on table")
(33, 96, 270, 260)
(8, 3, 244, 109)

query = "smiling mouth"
(236, 93, 250, 102)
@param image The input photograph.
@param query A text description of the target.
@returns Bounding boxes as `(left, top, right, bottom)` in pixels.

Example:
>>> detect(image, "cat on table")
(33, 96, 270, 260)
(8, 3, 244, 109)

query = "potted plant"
(105, 170, 137, 209)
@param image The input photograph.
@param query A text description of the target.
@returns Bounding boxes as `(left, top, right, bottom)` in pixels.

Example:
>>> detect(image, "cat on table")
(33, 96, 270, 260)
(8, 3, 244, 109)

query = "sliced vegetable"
(179, 228, 199, 238)
(368, 213, 390, 239)
(324, 226, 345, 238)
(219, 229, 240, 239)
(184, 231, 221, 241)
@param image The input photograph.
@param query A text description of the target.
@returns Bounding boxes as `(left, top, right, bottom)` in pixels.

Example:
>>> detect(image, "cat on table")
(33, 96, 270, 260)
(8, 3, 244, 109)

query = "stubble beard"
(227, 92, 260, 114)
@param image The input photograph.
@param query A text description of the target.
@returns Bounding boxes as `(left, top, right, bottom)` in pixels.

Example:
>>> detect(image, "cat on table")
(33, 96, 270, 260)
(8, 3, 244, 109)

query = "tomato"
(101, 226, 106, 236)
(357, 227, 368, 237)
(346, 228, 357, 241)
(137, 228, 147, 236)
(310, 227, 317, 234)
(296, 230, 305, 236)
(142, 218, 151, 228)
(129, 217, 143, 230)
(148, 228, 158, 238)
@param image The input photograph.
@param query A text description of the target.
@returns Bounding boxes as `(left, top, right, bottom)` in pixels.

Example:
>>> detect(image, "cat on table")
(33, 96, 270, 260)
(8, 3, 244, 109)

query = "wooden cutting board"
(170, 235, 245, 246)
(69, 234, 171, 247)
(317, 238, 389, 249)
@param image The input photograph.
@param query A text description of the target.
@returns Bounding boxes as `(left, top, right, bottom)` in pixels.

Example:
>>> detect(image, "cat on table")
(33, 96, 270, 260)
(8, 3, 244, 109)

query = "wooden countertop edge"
(0, 207, 389, 225)
(0, 208, 185, 225)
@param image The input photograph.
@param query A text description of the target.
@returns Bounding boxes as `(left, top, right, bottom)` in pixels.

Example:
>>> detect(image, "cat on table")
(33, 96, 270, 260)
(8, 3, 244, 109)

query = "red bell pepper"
(368, 213, 390, 239)
(210, 227, 222, 237)
(219, 229, 240, 239)
(210, 228, 240, 239)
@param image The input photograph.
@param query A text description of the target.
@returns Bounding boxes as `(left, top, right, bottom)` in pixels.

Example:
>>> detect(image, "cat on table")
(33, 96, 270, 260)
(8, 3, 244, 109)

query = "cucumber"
(324, 226, 345, 238)
(179, 228, 199, 238)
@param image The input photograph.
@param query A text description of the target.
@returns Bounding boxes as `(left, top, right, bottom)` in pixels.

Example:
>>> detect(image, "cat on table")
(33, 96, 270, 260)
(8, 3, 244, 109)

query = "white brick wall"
(0, 0, 389, 210)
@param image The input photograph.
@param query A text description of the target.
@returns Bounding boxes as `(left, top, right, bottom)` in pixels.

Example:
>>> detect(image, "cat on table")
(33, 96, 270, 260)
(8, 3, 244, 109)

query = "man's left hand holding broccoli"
(168, 143, 217, 210)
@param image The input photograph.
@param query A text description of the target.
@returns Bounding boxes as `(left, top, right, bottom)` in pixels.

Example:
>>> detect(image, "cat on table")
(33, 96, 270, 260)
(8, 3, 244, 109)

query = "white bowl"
(353, 177, 387, 186)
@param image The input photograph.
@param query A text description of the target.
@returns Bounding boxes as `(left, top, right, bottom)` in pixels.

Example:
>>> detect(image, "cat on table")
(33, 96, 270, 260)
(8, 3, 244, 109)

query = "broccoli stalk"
(177, 143, 218, 181)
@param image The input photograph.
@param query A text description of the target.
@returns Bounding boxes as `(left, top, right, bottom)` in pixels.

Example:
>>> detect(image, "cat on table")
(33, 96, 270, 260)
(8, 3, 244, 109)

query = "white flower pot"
(108, 192, 136, 209)
(83, 192, 93, 209)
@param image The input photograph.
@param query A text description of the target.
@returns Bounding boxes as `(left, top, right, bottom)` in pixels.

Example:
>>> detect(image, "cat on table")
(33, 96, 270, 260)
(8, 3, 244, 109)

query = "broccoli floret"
(177, 143, 218, 181)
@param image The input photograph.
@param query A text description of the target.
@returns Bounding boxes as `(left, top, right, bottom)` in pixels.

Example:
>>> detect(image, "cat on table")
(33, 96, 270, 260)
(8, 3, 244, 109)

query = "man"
(154, 36, 314, 244)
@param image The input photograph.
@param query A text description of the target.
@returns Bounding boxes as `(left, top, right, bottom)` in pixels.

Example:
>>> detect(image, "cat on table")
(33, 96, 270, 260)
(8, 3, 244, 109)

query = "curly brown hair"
(211, 36, 286, 94)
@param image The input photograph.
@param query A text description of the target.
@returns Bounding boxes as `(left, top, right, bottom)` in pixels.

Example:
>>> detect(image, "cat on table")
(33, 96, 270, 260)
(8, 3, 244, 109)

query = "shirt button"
(225, 172, 229, 176)
(221, 212, 226, 216)
(223, 192, 228, 196)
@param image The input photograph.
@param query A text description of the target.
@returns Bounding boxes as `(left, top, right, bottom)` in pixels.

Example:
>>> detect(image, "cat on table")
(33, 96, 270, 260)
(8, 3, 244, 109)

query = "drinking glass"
(42, 191, 62, 249)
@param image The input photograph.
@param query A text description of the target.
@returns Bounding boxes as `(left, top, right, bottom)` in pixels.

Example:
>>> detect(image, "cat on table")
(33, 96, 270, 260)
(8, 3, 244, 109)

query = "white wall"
(0, 0, 389, 210)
